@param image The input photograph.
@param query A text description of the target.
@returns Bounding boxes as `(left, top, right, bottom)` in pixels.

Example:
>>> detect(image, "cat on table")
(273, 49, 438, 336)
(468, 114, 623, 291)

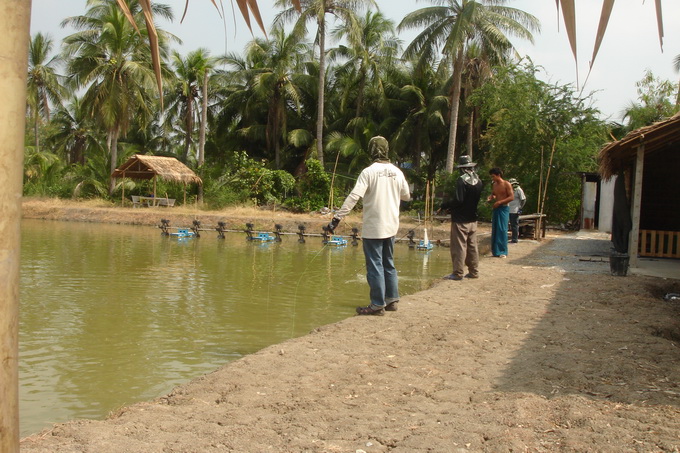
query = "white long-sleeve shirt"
(334, 162, 411, 239)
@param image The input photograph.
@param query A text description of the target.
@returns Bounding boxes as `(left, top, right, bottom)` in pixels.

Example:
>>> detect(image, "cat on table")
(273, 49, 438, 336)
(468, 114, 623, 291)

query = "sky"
(29, 1, 680, 122)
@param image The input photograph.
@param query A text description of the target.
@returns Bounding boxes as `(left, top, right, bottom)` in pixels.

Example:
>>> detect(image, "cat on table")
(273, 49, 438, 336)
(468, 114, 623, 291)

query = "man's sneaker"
(385, 301, 398, 311)
(356, 305, 385, 316)
(464, 273, 479, 279)
(443, 274, 463, 281)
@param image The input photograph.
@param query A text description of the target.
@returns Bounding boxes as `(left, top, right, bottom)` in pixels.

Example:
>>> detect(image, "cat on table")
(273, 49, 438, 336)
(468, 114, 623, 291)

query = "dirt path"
(19, 200, 680, 452)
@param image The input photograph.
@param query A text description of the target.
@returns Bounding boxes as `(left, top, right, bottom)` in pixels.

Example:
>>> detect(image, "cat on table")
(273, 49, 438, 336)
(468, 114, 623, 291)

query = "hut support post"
(153, 176, 157, 203)
(0, 1, 31, 450)
(628, 145, 644, 267)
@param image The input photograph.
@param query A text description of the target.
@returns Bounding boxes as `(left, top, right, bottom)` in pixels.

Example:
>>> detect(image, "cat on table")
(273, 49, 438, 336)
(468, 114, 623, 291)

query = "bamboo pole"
(424, 180, 430, 224)
(538, 146, 544, 212)
(0, 2, 32, 451)
(327, 150, 341, 210)
(537, 138, 557, 236)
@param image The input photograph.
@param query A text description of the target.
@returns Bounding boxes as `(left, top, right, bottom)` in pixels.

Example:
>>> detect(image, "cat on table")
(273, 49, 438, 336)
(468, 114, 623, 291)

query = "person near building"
(326, 136, 411, 316)
(508, 178, 526, 243)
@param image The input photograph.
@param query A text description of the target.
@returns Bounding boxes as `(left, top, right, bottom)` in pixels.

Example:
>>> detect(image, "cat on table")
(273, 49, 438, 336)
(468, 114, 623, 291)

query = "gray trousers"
(449, 221, 479, 278)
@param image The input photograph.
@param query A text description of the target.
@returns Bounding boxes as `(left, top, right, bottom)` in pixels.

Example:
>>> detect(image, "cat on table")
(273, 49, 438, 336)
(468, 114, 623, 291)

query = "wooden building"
(599, 112, 680, 267)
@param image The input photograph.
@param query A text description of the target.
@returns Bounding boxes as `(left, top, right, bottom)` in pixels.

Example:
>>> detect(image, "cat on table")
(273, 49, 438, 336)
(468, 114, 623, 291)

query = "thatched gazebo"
(112, 154, 202, 206)
(598, 112, 680, 267)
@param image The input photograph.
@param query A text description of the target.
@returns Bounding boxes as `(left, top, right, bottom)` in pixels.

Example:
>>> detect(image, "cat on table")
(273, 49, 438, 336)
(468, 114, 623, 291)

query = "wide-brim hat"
(509, 178, 519, 185)
(456, 155, 476, 168)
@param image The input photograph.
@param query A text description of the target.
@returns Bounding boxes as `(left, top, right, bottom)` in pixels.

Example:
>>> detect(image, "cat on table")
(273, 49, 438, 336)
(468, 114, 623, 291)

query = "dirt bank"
(19, 198, 680, 452)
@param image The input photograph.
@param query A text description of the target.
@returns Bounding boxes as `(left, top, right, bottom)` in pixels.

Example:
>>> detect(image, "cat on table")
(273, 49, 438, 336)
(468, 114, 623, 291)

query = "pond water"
(19, 219, 451, 436)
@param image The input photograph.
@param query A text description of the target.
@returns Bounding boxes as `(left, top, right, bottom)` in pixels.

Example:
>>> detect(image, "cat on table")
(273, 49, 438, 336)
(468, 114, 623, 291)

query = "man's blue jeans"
(362, 237, 399, 308)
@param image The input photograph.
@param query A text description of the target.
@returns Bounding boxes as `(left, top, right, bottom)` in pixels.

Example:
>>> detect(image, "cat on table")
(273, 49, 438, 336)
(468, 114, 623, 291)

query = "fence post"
(0, 1, 32, 451)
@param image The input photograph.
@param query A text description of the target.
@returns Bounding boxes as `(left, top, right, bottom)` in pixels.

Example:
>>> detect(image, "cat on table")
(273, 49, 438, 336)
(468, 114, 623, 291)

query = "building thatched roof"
(112, 154, 202, 185)
(599, 112, 680, 180)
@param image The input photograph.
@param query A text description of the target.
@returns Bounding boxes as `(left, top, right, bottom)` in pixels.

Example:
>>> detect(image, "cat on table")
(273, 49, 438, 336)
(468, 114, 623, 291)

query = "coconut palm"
(460, 43, 494, 160)
(48, 96, 103, 165)
(390, 62, 450, 178)
(399, 0, 538, 173)
(27, 33, 66, 154)
(61, 0, 174, 194)
(164, 48, 215, 164)
(329, 10, 400, 133)
(273, 0, 376, 167)
(219, 28, 309, 170)
(248, 27, 308, 169)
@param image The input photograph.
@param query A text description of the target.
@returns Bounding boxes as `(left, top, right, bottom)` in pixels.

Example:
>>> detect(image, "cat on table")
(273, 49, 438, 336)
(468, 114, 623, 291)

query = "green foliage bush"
(284, 158, 332, 212)
(469, 60, 608, 223)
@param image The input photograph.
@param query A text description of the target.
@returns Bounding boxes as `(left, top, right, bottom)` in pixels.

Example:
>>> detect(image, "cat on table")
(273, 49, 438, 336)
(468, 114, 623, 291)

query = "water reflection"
(19, 219, 450, 436)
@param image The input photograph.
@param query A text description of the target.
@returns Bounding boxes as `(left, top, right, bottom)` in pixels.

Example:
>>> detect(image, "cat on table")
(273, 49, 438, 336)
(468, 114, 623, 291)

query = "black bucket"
(609, 252, 629, 276)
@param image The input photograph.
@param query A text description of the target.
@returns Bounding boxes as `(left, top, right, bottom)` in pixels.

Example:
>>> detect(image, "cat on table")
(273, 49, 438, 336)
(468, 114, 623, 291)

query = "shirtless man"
(487, 168, 514, 258)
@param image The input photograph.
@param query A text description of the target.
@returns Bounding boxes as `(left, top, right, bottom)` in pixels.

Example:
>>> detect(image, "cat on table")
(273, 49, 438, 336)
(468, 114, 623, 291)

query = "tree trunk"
(198, 74, 208, 165)
(445, 47, 465, 174)
(315, 17, 326, 166)
(197, 72, 208, 204)
(34, 110, 40, 153)
(0, 3, 31, 451)
(467, 109, 474, 160)
(108, 128, 119, 196)
(182, 99, 194, 163)
(353, 74, 366, 142)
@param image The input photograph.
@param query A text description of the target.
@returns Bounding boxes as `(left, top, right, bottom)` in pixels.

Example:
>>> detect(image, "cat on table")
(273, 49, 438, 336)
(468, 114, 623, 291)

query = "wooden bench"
(135, 196, 175, 207)
(518, 213, 546, 240)
(156, 198, 175, 207)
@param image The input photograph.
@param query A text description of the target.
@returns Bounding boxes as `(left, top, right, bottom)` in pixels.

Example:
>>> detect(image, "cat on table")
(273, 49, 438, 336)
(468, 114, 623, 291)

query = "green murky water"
(19, 218, 451, 436)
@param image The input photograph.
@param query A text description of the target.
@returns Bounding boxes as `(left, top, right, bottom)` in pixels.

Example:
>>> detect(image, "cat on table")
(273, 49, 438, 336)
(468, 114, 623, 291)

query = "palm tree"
(329, 10, 400, 132)
(251, 27, 308, 169)
(390, 62, 450, 178)
(27, 32, 65, 154)
(48, 96, 103, 165)
(219, 28, 309, 170)
(165, 49, 215, 164)
(460, 43, 493, 160)
(273, 0, 376, 167)
(61, 0, 174, 195)
(399, 0, 538, 173)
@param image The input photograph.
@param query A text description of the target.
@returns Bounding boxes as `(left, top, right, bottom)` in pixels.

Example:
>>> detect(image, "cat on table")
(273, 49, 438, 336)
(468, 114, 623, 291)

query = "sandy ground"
(19, 198, 680, 452)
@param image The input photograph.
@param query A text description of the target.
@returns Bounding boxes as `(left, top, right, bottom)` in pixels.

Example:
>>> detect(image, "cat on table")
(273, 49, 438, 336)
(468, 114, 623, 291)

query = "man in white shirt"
(327, 136, 411, 316)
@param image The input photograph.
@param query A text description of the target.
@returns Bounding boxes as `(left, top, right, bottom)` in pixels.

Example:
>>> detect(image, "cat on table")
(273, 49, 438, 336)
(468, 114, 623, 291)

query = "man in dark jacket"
(440, 155, 484, 280)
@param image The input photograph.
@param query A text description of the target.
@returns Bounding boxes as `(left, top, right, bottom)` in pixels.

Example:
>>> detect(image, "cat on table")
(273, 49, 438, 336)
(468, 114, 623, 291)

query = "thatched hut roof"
(599, 112, 680, 180)
(112, 154, 202, 185)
